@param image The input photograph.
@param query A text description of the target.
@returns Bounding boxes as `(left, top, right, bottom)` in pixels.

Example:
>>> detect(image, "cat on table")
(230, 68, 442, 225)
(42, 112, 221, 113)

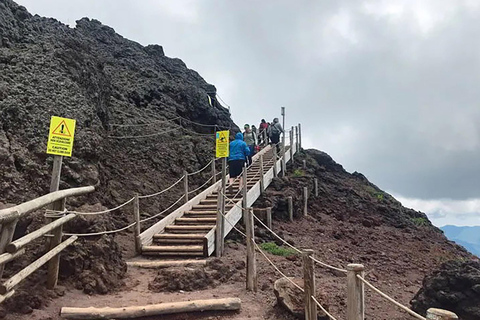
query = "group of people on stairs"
(227, 117, 284, 191)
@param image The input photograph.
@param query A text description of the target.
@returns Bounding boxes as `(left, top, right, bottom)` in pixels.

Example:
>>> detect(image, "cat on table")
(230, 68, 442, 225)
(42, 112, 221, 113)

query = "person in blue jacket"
(228, 132, 250, 190)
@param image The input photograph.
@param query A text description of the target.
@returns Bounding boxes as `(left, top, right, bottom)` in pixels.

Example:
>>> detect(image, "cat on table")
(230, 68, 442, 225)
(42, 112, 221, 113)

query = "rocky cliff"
(0, 0, 234, 211)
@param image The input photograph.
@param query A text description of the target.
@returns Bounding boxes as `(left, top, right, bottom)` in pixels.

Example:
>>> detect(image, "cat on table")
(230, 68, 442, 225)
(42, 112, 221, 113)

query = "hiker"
(269, 117, 283, 152)
(243, 124, 257, 167)
(228, 132, 250, 191)
(259, 119, 269, 145)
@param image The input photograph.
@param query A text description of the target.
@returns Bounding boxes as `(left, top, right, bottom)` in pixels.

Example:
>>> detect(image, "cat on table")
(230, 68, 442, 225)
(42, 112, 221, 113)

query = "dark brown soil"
(148, 258, 240, 292)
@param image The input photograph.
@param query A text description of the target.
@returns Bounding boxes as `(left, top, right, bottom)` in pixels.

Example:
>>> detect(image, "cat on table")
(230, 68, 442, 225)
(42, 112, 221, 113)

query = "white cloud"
(395, 194, 480, 227)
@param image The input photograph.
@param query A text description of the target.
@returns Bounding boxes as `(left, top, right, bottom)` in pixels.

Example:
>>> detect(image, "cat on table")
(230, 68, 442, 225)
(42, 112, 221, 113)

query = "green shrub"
(293, 169, 304, 177)
(410, 217, 429, 227)
(259, 242, 298, 256)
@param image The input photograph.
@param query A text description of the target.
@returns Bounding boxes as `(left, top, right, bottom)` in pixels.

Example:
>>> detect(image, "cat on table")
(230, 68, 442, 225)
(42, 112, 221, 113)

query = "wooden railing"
(0, 186, 95, 303)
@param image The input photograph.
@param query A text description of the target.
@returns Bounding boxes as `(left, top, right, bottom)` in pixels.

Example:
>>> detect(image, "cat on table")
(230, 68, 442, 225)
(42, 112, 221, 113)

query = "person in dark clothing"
(269, 117, 283, 152)
(243, 124, 257, 167)
(228, 132, 250, 190)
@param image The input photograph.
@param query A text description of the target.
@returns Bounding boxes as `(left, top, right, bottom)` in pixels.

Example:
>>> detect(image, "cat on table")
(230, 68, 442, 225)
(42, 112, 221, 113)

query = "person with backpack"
(228, 132, 250, 191)
(243, 124, 257, 167)
(269, 118, 283, 150)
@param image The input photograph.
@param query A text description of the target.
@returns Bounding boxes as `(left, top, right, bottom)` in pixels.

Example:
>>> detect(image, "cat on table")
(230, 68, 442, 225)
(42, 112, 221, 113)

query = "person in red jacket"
(259, 119, 269, 145)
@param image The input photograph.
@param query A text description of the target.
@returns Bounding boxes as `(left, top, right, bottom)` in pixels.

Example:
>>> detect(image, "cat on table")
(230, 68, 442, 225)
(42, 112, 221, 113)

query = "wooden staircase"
(138, 144, 295, 258)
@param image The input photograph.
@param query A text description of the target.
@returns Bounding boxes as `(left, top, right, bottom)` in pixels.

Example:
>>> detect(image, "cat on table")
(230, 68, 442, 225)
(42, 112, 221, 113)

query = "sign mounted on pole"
(216, 130, 229, 158)
(46, 116, 76, 157)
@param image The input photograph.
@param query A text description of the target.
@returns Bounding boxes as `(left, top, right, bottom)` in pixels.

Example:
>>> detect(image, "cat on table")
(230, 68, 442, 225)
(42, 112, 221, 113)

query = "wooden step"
(153, 238, 204, 244)
(193, 204, 233, 210)
(154, 233, 206, 239)
(153, 233, 205, 244)
(143, 251, 205, 257)
(165, 225, 213, 233)
(200, 200, 218, 205)
(185, 210, 217, 215)
(142, 245, 203, 253)
(175, 217, 216, 224)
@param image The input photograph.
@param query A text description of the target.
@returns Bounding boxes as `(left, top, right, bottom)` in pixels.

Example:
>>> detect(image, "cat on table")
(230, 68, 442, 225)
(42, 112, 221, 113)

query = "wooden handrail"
(0, 186, 95, 218)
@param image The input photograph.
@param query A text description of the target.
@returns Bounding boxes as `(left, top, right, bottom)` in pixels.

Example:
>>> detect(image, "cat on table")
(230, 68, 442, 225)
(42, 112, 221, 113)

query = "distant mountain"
(441, 225, 480, 257)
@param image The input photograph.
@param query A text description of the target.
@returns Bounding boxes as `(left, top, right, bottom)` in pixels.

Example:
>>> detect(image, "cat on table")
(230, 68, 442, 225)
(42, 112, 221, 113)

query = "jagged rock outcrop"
(411, 260, 480, 320)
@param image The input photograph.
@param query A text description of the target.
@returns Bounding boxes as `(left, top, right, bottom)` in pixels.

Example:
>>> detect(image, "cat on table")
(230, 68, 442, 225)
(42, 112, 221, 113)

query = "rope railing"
(187, 177, 214, 195)
(64, 222, 136, 237)
(139, 194, 186, 223)
(217, 195, 338, 320)
(223, 192, 347, 275)
(357, 275, 427, 320)
(187, 159, 214, 176)
(138, 175, 185, 199)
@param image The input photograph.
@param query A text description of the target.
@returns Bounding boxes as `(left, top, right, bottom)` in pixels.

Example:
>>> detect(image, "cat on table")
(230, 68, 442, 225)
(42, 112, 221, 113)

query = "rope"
(188, 177, 214, 195)
(64, 222, 136, 237)
(108, 126, 180, 139)
(138, 175, 185, 199)
(64, 197, 136, 216)
(139, 194, 186, 223)
(357, 275, 427, 320)
(187, 160, 214, 176)
(253, 241, 304, 292)
(310, 257, 348, 274)
(252, 214, 302, 254)
(216, 200, 304, 293)
(311, 295, 339, 320)
(110, 116, 181, 127)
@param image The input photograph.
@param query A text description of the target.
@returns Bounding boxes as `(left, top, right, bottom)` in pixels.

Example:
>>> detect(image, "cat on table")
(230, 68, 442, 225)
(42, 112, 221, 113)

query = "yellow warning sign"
(216, 130, 229, 158)
(46, 116, 76, 157)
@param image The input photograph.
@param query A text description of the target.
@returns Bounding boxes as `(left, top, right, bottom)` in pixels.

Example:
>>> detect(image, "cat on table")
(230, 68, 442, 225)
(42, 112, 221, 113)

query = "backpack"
(270, 123, 280, 135)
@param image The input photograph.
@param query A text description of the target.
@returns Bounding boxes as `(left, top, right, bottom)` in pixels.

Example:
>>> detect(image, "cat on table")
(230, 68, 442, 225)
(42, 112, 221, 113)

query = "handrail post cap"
(426, 308, 458, 319)
(302, 249, 314, 255)
(346, 264, 364, 271)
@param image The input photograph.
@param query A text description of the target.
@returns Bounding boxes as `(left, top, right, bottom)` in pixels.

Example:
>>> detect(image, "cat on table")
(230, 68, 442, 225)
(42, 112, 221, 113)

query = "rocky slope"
(0, 0, 234, 311)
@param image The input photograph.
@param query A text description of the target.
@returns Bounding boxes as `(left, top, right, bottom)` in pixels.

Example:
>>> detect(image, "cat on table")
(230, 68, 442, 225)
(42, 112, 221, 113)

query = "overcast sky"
(16, 0, 480, 227)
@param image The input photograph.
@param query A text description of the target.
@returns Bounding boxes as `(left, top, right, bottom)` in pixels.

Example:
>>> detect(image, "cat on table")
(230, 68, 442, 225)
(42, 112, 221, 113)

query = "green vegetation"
(260, 242, 298, 257)
(292, 169, 304, 177)
(411, 217, 429, 227)
(365, 186, 385, 201)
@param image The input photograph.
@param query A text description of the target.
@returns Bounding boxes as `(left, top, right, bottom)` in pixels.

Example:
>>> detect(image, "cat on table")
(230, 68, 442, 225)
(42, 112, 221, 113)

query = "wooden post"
(290, 127, 294, 160)
(45, 155, 63, 250)
(303, 187, 308, 216)
(0, 214, 19, 278)
(266, 207, 272, 229)
(183, 170, 189, 203)
(215, 192, 224, 257)
(133, 194, 141, 254)
(245, 208, 257, 292)
(281, 107, 286, 178)
(303, 159, 307, 170)
(298, 123, 302, 149)
(211, 158, 217, 184)
(242, 165, 248, 224)
(426, 308, 458, 320)
(287, 196, 293, 222)
(46, 196, 66, 289)
(50, 155, 63, 192)
(314, 178, 318, 197)
(273, 147, 278, 178)
(259, 154, 265, 194)
(295, 126, 299, 152)
(347, 264, 365, 320)
(303, 249, 316, 320)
